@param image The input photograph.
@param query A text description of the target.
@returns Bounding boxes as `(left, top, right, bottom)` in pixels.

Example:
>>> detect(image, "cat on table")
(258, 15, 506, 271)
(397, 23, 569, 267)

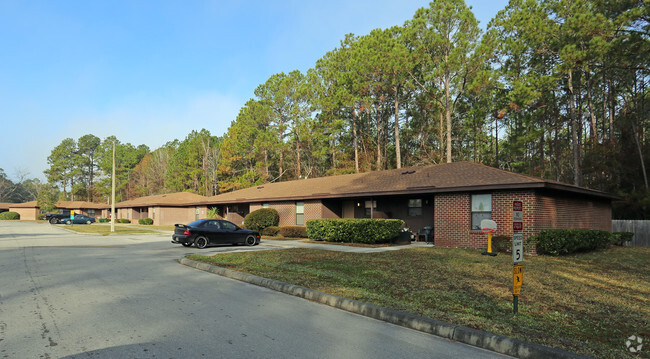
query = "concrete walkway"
(261, 239, 433, 253)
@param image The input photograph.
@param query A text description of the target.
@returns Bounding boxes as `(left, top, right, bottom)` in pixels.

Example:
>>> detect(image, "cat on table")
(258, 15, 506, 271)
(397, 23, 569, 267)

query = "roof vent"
(401, 170, 416, 175)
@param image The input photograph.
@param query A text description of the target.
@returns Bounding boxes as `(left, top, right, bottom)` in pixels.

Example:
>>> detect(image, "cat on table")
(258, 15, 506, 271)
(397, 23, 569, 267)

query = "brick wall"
(250, 200, 340, 227)
(534, 194, 612, 232)
(434, 190, 612, 250)
(12, 207, 40, 221)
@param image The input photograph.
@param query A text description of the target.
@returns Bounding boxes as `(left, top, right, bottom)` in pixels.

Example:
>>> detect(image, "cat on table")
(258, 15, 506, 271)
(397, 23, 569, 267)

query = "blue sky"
(0, 0, 508, 182)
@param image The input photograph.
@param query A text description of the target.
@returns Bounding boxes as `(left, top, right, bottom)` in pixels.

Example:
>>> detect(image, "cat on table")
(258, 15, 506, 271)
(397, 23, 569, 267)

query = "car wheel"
(49, 218, 58, 224)
(181, 242, 193, 247)
(245, 235, 256, 246)
(86, 220, 92, 224)
(65, 220, 72, 225)
(195, 236, 208, 249)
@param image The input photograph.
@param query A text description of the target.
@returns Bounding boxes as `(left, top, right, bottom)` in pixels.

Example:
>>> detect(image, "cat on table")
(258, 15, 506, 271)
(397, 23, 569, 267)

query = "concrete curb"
(179, 258, 590, 359)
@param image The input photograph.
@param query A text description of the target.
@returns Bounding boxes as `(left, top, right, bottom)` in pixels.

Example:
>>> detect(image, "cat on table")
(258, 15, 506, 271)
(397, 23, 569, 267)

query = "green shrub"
(244, 208, 280, 231)
(118, 218, 131, 224)
(491, 235, 512, 253)
(530, 229, 614, 256)
(612, 232, 634, 246)
(37, 214, 45, 220)
(261, 226, 280, 236)
(306, 218, 404, 244)
(280, 226, 308, 238)
(138, 218, 154, 225)
(0, 211, 20, 220)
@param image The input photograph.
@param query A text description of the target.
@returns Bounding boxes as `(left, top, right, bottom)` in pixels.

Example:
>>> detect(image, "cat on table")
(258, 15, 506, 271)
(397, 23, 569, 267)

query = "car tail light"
(183, 230, 191, 235)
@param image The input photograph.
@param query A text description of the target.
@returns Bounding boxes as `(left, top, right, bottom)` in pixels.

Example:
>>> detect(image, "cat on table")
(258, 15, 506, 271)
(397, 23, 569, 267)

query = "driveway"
(0, 221, 510, 358)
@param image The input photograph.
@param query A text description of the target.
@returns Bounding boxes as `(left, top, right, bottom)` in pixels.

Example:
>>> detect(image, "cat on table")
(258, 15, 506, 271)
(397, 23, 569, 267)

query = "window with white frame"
(471, 194, 492, 230)
(408, 199, 422, 216)
(262, 203, 269, 208)
(296, 201, 304, 226)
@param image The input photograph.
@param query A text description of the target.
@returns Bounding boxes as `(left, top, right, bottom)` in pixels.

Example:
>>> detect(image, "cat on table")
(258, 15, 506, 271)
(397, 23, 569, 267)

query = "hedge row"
(138, 218, 154, 225)
(0, 211, 20, 220)
(530, 229, 633, 256)
(306, 218, 404, 244)
(244, 208, 280, 231)
(280, 226, 308, 238)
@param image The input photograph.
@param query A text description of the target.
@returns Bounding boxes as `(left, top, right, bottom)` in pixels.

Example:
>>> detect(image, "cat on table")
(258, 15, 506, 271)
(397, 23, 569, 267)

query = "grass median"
(59, 223, 169, 235)
(188, 245, 649, 358)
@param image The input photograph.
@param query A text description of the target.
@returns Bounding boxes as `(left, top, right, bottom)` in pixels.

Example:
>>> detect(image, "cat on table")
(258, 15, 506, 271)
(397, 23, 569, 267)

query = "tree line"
(38, 0, 648, 218)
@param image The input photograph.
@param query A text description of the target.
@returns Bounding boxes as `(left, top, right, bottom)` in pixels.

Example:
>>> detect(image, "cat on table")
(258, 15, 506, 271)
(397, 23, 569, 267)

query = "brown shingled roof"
(55, 201, 108, 209)
(8, 200, 108, 209)
(115, 192, 208, 208)
(203, 162, 616, 204)
(8, 201, 39, 208)
(0, 202, 15, 210)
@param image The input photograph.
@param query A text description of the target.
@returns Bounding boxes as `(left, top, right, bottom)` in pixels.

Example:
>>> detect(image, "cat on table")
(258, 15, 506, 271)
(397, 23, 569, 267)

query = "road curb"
(179, 258, 590, 359)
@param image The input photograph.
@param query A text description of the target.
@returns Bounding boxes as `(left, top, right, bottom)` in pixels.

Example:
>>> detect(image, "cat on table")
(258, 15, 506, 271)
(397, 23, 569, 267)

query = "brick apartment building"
(6, 162, 615, 250)
(201, 162, 615, 249)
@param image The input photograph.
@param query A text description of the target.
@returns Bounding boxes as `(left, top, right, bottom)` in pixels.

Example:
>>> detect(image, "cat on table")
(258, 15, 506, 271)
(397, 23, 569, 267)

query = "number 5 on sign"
(512, 232, 523, 264)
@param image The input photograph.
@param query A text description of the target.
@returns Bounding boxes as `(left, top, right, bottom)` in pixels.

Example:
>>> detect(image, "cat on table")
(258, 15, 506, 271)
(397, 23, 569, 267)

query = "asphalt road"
(0, 221, 511, 359)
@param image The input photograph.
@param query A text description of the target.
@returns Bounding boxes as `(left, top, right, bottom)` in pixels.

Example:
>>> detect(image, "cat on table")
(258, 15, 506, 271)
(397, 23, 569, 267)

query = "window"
(195, 207, 200, 221)
(220, 220, 237, 230)
(88, 209, 95, 217)
(296, 201, 305, 226)
(408, 199, 422, 216)
(262, 203, 269, 208)
(152, 208, 156, 220)
(471, 194, 492, 230)
(365, 200, 377, 217)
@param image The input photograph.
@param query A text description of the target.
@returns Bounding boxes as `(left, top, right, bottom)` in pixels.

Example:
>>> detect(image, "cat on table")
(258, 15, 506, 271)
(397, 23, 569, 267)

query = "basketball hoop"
(480, 219, 498, 257)
(480, 219, 497, 233)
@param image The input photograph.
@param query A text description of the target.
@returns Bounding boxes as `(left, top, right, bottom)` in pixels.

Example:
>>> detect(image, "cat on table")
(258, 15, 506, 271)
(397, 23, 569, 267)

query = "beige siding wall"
(11, 207, 40, 221)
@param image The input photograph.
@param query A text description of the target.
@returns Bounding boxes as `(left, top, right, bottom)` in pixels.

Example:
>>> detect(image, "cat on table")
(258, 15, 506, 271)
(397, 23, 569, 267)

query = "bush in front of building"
(612, 232, 634, 246)
(118, 218, 131, 224)
(280, 226, 308, 238)
(244, 208, 280, 231)
(491, 236, 512, 253)
(0, 211, 20, 220)
(261, 226, 280, 236)
(306, 218, 404, 244)
(530, 229, 616, 255)
(138, 218, 154, 225)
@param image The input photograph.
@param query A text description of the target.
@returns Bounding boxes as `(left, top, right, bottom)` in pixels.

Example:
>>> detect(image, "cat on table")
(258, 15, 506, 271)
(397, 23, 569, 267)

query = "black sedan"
(172, 219, 261, 248)
(62, 214, 96, 225)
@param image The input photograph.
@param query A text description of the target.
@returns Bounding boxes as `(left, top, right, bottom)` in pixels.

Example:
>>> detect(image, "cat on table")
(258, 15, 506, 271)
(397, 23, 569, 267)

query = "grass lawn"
(188, 246, 649, 358)
(60, 224, 161, 235)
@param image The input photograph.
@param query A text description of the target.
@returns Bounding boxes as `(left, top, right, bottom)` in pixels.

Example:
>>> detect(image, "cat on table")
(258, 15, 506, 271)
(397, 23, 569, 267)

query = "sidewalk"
(262, 239, 433, 253)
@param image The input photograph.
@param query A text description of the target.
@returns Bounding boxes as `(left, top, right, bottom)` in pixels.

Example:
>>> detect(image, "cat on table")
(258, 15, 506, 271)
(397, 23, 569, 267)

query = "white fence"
(612, 220, 650, 247)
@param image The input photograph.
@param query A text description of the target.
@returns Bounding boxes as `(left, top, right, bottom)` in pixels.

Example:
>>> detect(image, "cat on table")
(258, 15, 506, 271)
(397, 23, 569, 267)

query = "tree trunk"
(568, 70, 582, 186)
(445, 75, 452, 163)
(439, 111, 444, 161)
(295, 131, 301, 179)
(586, 71, 598, 143)
(376, 103, 382, 170)
(394, 87, 401, 169)
(353, 108, 359, 173)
